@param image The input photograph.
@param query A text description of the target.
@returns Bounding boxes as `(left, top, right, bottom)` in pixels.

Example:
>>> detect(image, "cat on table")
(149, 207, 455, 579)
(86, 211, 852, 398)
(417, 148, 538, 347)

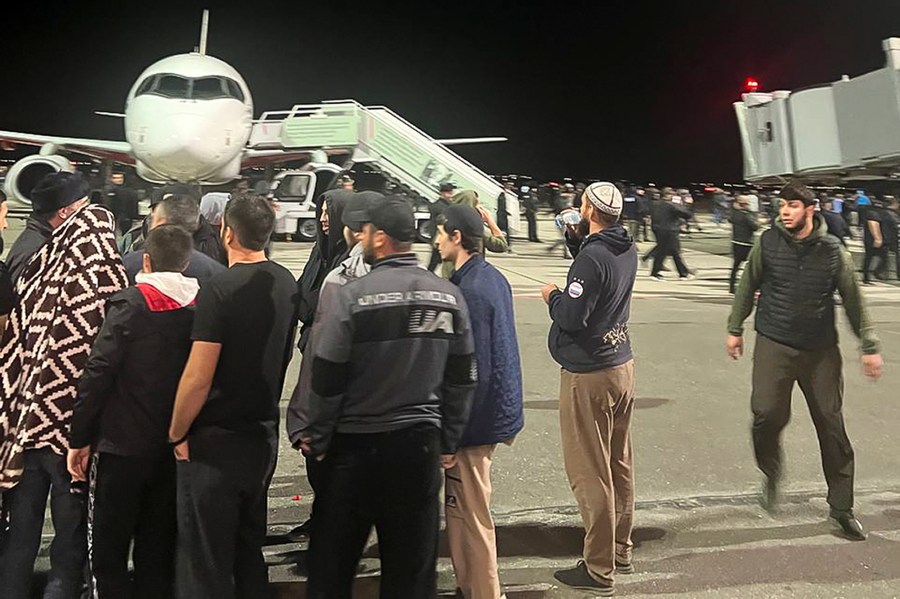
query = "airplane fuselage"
(124, 53, 254, 184)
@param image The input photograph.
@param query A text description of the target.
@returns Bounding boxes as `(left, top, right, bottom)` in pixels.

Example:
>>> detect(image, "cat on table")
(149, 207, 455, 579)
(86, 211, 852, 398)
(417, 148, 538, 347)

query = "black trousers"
(650, 230, 689, 277)
(862, 244, 888, 282)
(525, 210, 539, 241)
(176, 428, 276, 599)
(642, 226, 661, 261)
(751, 335, 855, 512)
(0, 448, 87, 599)
(730, 243, 752, 293)
(89, 452, 176, 599)
(307, 424, 441, 599)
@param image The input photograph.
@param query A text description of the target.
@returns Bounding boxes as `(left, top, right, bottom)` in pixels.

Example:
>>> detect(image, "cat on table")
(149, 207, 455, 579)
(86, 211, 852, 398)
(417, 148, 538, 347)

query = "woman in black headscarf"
(295, 189, 352, 351)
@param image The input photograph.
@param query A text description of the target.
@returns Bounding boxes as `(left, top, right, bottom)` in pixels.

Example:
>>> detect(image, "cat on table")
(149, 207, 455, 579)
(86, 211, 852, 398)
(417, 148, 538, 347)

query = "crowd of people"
(0, 169, 887, 599)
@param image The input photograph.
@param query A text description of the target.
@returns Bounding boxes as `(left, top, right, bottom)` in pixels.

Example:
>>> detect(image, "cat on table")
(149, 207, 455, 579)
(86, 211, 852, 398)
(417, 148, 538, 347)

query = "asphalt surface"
(12, 213, 900, 598)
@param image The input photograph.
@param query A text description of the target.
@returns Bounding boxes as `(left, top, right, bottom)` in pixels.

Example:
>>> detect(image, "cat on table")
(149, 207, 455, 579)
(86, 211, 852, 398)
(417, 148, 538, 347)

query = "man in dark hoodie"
(295, 189, 352, 351)
(541, 182, 637, 596)
(727, 182, 882, 542)
(435, 204, 524, 599)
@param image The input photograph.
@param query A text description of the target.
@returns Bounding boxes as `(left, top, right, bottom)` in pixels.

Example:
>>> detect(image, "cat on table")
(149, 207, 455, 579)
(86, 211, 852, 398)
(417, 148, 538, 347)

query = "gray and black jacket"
(305, 253, 476, 456)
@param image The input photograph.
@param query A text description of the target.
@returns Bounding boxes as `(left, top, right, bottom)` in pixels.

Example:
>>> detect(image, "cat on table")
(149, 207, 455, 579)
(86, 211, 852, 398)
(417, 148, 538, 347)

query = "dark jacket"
(727, 214, 880, 354)
(549, 225, 637, 372)
(295, 190, 351, 350)
(193, 215, 227, 265)
(822, 210, 851, 246)
(427, 197, 450, 237)
(651, 201, 693, 232)
(730, 207, 759, 245)
(106, 185, 139, 221)
(7, 216, 53, 283)
(69, 284, 196, 456)
(121, 248, 226, 284)
(622, 189, 642, 220)
(450, 255, 523, 447)
(0, 261, 15, 315)
(304, 253, 476, 456)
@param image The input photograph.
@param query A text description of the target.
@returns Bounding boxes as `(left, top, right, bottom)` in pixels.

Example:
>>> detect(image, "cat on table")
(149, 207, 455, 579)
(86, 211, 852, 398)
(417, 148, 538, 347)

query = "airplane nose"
(153, 114, 226, 176)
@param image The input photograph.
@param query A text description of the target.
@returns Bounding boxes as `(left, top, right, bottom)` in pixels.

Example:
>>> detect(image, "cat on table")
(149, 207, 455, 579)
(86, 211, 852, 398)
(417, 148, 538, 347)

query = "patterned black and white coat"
(0, 204, 127, 492)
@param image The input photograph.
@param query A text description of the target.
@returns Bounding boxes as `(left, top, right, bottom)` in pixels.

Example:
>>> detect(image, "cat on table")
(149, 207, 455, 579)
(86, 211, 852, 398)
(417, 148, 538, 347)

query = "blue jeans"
(0, 448, 88, 599)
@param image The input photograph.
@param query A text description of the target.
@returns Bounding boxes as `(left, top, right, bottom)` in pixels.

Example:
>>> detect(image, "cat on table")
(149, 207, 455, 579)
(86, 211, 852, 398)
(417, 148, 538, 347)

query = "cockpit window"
(192, 77, 226, 99)
(156, 75, 190, 99)
(225, 79, 245, 102)
(135, 76, 157, 96)
(135, 73, 246, 102)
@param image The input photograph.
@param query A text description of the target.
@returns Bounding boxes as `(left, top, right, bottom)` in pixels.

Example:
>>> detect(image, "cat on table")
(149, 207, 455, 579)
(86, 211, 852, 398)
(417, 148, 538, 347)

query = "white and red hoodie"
(134, 272, 200, 312)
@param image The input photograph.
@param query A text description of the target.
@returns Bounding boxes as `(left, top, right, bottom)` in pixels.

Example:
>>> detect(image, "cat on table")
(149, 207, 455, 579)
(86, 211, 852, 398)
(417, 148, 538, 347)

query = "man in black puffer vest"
(726, 182, 882, 542)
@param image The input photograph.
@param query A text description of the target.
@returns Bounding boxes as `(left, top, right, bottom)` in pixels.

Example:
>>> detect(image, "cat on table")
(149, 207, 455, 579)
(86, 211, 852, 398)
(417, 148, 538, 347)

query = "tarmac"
(13, 212, 900, 598)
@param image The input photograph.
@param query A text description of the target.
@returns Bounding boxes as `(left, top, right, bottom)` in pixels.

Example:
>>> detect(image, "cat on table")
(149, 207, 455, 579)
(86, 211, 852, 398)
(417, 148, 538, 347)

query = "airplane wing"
(0, 130, 134, 164)
(240, 147, 351, 169)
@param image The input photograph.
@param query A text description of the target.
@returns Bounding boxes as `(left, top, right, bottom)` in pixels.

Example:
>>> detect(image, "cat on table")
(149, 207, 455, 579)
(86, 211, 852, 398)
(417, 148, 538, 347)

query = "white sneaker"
(650, 274, 665, 281)
(681, 273, 696, 281)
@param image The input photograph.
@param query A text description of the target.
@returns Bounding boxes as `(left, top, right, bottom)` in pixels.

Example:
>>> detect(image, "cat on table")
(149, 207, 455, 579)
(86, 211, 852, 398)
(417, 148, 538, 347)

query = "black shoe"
(830, 510, 867, 541)
(615, 560, 635, 574)
(286, 518, 313, 542)
(553, 561, 614, 595)
(759, 476, 778, 513)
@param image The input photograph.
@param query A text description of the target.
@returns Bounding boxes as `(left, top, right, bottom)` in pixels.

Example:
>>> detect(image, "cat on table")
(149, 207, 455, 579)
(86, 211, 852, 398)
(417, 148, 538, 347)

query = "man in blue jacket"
(542, 182, 637, 596)
(435, 204, 524, 599)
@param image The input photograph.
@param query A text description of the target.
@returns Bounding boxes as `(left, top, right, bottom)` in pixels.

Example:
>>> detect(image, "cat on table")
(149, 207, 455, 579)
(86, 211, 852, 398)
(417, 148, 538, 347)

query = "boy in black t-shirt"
(68, 225, 199, 598)
(168, 195, 297, 599)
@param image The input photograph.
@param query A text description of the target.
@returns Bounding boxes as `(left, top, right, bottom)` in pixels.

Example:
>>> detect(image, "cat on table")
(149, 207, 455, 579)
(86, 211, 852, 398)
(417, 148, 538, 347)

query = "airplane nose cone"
(151, 114, 228, 178)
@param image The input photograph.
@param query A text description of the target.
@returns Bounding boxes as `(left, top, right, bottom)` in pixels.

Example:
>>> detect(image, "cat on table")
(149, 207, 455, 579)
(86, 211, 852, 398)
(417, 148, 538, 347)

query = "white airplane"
(0, 10, 507, 209)
(0, 11, 327, 206)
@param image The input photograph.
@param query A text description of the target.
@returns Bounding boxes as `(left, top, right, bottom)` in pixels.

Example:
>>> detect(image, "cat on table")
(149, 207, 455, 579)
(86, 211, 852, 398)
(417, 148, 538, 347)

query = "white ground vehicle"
(269, 164, 432, 242)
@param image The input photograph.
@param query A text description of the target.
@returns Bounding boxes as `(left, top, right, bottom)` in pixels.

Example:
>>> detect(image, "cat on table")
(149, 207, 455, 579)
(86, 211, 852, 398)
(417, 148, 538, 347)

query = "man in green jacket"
(726, 182, 883, 541)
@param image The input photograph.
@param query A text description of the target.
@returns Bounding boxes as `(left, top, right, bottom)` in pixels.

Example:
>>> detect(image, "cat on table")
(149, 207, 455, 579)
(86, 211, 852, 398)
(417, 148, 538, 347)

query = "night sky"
(2, 0, 900, 183)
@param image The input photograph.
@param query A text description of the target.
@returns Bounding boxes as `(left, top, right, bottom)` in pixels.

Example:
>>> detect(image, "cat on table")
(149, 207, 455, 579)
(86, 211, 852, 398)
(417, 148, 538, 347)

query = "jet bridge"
(734, 37, 900, 185)
(249, 100, 520, 232)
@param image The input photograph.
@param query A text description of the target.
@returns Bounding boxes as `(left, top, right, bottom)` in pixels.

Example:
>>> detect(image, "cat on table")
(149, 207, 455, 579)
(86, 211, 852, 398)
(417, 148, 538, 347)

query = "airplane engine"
(3, 153, 74, 207)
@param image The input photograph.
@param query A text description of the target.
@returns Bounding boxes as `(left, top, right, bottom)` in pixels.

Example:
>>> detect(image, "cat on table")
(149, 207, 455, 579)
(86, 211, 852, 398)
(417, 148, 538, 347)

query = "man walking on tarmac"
(726, 181, 883, 541)
(542, 182, 637, 596)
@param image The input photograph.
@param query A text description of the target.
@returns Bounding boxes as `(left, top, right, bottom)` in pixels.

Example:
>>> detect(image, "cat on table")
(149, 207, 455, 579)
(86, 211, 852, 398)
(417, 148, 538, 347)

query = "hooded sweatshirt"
(287, 243, 371, 445)
(296, 190, 351, 349)
(548, 224, 637, 372)
(70, 272, 199, 456)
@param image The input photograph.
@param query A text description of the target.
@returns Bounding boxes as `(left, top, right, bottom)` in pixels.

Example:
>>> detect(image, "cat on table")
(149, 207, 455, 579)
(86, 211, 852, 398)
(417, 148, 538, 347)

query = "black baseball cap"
(369, 195, 416, 243)
(440, 204, 484, 238)
(439, 182, 457, 193)
(342, 191, 384, 231)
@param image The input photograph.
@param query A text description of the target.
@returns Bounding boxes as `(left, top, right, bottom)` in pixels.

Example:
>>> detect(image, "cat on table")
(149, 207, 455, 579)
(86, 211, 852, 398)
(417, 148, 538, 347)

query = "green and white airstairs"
(249, 100, 520, 241)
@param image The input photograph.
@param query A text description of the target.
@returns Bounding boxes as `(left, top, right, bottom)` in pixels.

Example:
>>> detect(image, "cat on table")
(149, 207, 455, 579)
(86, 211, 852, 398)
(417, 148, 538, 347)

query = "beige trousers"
(559, 361, 635, 585)
(445, 444, 502, 599)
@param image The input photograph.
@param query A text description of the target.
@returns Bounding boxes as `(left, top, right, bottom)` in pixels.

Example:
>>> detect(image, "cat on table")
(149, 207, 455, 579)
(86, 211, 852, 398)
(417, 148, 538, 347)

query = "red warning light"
(744, 77, 760, 92)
